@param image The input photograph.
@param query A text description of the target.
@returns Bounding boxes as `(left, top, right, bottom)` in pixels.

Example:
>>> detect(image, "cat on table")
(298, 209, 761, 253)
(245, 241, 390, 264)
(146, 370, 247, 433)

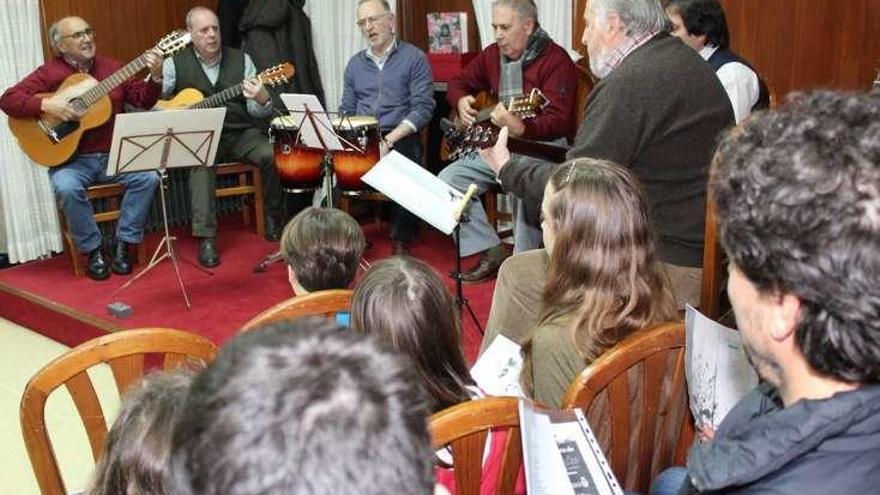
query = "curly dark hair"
(280, 207, 365, 292)
(711, 90, 880, 384)
(666, 0, 730, 49)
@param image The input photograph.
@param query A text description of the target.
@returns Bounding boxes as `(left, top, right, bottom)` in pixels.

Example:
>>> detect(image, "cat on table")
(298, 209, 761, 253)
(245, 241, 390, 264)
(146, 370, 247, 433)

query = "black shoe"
(86, 248, 111, 281)
(198, 237, 220, 268)
(460, 244, 510, 284)
(111, 241, 133, 275)
(264, 216, 283, 242)
(392, 240, 411, 256)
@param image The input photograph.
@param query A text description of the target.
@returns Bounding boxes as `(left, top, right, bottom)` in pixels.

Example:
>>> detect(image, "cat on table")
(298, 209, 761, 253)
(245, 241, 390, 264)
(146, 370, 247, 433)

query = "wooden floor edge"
(0, 281, 122, 333)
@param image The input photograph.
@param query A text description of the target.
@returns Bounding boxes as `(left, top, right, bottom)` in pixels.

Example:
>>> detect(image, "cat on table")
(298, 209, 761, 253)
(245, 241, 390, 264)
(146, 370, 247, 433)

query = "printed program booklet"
(519, 400, 623, 495)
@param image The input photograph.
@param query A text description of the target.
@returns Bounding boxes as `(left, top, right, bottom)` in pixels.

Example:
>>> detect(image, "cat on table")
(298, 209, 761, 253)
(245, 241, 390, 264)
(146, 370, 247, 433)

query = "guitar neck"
(78, 53, 151, 109)
(508, 136, 568, 163)
(189, 82, 245, 109)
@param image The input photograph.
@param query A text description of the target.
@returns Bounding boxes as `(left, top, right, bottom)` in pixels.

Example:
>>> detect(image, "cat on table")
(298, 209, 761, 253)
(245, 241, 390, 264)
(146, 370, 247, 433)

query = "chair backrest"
(240, 289, 354, 332)
(561, 322, 693, 494)
(20, 328, 218, 495)
(430, 397, 522, 495)
(700, 195, 724, 319)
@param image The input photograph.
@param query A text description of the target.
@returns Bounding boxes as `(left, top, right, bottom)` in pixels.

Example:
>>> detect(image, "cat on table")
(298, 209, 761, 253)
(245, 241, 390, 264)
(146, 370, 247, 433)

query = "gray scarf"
(499, 27, 551, 103)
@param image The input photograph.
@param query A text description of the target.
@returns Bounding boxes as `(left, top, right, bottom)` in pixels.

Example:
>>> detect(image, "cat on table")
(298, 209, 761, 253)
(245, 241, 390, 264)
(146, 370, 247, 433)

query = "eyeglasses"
(356, 12, 390, 29)
(61, 28, 95, 41)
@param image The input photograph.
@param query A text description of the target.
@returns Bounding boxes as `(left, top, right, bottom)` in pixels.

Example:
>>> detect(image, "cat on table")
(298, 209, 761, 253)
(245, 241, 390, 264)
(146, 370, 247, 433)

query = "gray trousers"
(438, 154, 542, 256)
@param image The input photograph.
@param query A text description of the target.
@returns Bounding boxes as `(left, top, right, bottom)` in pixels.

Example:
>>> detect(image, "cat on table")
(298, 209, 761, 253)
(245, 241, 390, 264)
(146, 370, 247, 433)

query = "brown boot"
(460, 244, 510, 284)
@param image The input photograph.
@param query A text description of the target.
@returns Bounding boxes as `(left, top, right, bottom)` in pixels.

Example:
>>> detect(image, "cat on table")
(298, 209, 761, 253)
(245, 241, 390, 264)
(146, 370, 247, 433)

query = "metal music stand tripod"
(106, 108, 226, 308)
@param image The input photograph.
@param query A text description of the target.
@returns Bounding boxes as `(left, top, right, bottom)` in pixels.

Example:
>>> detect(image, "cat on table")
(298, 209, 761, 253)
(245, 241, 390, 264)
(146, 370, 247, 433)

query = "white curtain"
(304, 0, 396, 113)
(471, 0, 580, 60)
(0, 0, 63, 263)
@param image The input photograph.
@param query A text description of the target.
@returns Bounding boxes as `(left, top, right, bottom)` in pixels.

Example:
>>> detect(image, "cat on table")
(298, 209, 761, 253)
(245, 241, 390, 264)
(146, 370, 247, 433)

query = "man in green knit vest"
(161, 6, 284, 268)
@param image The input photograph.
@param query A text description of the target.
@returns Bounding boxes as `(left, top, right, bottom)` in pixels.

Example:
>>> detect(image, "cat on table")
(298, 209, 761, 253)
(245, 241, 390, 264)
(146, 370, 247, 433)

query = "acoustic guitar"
(443, 88, 567, 163)
(153, 63, 294, 110)
(7, 30, 192, 167)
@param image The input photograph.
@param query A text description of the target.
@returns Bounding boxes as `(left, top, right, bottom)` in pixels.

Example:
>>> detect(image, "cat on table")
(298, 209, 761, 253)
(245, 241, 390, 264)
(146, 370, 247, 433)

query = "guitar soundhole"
(69, 97, 88, 114)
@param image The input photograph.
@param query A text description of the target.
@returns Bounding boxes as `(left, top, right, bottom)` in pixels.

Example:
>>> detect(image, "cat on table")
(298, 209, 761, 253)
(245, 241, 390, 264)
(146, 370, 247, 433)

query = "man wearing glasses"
(340, 0, 435, 255)
(0, 16, 164, 281)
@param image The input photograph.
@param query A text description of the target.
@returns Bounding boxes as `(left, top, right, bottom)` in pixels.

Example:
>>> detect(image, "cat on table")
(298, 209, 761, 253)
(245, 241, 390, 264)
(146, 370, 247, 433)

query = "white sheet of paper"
(279, 93, 343, 151)
(685, 305, 759, 428)
(519, 400, 623, 495)
(361, 150, 464, 235)
(470, 335, 524, 397)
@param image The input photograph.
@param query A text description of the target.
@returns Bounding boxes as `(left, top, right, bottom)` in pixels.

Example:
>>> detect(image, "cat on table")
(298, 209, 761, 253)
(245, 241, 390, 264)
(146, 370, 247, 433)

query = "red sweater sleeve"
(0, 63, 63, 119)
(446, 49, 494, 108)
(520, 44, 579, 142)
(121, 73, 162, 110)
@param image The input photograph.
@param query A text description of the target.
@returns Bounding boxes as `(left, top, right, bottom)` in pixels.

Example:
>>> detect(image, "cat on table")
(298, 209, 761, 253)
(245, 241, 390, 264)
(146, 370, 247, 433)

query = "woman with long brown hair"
(482, 158, 677, 407)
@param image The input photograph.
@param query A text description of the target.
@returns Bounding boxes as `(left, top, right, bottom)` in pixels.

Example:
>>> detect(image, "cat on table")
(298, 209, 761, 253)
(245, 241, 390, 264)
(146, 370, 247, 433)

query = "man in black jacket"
(679, 91, 880, 493)
(482, 0, 733, 308)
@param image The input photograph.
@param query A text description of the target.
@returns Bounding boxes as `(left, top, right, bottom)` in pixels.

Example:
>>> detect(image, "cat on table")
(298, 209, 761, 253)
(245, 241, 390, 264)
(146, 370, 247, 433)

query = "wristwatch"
(381, 137, 393, 149)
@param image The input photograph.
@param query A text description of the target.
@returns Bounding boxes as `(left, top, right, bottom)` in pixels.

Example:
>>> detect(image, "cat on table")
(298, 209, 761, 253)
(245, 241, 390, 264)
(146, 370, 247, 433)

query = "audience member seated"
(167, 318, 435, 495)
(654, 91, 880, 494)
(350, 256, 525, 494)
(280, 206, 365, 295)
(481, 159, 677, 408)
(86, 367, 196, 495)
(666, 0, 770, 123)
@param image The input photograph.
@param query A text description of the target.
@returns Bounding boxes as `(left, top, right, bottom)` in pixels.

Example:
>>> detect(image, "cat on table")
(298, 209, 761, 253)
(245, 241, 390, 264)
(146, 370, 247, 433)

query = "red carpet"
(0, 218, 493, 362)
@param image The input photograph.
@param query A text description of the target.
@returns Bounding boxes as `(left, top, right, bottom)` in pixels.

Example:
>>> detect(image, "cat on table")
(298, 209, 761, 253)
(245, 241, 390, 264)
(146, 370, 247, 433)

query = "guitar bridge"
(37, 119, 61, 144)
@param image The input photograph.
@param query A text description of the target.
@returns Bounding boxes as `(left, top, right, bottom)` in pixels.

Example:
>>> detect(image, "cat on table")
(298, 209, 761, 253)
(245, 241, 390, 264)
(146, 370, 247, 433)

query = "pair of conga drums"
(270, 115, 381, 191)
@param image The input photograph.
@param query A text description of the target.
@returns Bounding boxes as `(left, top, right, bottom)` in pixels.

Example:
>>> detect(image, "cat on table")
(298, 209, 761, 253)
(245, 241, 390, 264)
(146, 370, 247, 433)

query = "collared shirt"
(62, 55, 93, 73)
(161, 51, 272, 119)
(602, 31, 659, 75)
(365, 37, 397, 71)
(699, 45, 759, 124)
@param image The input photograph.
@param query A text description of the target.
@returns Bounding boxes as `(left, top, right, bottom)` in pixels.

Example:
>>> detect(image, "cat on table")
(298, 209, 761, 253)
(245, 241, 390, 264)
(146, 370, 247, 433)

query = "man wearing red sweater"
(0, 16, 164, 281)
(440, 0, 578, 283)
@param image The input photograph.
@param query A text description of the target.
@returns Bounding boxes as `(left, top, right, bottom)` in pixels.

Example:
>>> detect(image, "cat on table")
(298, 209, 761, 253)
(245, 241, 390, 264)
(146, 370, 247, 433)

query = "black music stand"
(106, 108, 226, 309)
(361, 151, 483, 333)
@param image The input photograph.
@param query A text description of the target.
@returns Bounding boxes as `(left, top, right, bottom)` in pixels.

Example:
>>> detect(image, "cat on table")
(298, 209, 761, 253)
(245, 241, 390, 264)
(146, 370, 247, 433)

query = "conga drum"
(270, 116, 323, 190)
(331, 115, 380, 190)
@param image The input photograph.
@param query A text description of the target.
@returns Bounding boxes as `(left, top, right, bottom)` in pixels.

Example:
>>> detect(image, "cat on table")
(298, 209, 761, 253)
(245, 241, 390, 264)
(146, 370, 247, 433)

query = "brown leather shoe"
(460, 244, 509, 284)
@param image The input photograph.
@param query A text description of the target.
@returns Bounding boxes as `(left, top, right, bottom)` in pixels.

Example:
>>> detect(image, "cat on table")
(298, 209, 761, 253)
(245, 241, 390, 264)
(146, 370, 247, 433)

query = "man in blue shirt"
(340, 0, 434, 255)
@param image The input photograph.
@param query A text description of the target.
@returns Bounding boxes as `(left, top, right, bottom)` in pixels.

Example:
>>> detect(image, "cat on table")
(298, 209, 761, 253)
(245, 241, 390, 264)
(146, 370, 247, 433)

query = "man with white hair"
(482, 0, 733, 307)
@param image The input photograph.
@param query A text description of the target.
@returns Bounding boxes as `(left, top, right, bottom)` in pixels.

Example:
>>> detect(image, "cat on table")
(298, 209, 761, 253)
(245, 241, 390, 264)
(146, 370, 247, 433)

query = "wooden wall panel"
(569, 0, 879, 96)
(39, 0, 204, 64)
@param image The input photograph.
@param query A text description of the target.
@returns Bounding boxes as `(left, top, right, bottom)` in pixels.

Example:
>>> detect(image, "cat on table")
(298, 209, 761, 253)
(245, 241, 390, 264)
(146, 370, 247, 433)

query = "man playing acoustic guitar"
(439, 0, 578, 283)
(0, 16, 164, 281)
(160, 6, 286, 268)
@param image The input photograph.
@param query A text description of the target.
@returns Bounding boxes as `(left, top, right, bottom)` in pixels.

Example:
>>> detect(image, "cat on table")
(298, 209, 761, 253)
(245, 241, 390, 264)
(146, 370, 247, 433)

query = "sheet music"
(470, 335, 524, 397)
(685, 305, 759, 428)
(519, 400, 623, 495)
(361, 151, 464, 235)
(279, 93, 344, 151)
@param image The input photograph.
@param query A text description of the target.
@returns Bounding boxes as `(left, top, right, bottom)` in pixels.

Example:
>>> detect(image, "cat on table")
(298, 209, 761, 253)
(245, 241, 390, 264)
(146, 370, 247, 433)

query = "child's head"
(350, 256, 474, 412)
(280, 207, 366, 294)
(87, 367, 197, 495)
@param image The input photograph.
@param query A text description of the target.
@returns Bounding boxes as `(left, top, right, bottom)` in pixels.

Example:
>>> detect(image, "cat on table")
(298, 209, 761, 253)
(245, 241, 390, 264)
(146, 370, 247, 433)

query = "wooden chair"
(240, 289, 354, 331)
(430, 396, 523, 495)
(700, 194, 724, 319)
(215, 162, 264, 238)
(20, 328, 218, 495)
(562, 322, 693, 494)
(59, 183, 147, 277)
